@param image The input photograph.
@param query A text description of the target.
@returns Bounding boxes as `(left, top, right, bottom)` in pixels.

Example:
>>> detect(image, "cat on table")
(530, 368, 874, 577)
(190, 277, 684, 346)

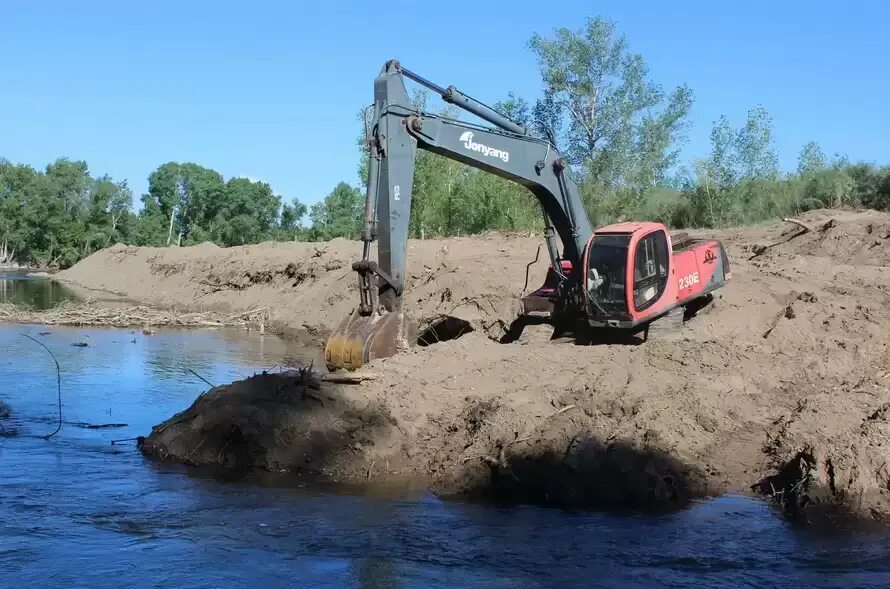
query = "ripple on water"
(2, 324, 890, 588)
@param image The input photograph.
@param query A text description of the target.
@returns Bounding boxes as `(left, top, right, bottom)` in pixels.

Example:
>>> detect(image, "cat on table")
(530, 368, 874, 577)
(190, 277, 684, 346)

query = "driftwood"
(0, 301, 264, 329)
(320, 372, 378, 384)
(70, 421, 128, 429)
(749, 217, 835, 261)
(545, 404, 578, 420)
(781, 217, 815, 233)
(762, 303, 796, 339)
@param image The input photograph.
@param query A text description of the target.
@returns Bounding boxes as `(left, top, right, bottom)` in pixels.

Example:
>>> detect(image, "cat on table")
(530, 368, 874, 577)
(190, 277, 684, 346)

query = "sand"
(57, 209, 890, 522)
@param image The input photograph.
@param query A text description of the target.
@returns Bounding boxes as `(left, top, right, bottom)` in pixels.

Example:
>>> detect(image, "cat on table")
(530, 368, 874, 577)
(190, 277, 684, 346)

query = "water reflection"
(0, 271, 78, 309)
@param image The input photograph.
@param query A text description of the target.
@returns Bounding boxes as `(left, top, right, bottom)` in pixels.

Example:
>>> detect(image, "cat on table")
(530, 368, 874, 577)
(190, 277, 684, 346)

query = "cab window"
(633, 231, 669, 311)
(586, 234, 630, 315)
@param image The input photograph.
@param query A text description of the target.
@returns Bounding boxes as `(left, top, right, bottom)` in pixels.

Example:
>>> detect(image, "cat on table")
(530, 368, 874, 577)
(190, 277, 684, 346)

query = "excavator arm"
(325, 60, 594, 370)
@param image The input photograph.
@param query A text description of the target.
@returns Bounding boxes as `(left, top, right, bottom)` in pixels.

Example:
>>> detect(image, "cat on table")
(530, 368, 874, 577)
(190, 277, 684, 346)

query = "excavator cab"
(582, 222, 729, 329)
(583, 223, 673, 328)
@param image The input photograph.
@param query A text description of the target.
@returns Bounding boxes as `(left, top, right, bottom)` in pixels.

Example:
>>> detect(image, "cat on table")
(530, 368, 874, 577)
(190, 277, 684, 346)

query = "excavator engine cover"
(324, 307, 416, 371)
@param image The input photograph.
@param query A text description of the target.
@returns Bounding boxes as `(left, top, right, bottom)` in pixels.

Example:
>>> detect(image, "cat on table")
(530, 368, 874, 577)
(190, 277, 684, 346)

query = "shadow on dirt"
(416, 315, 474, 347)
(439, 436, 710, 512)
(141, 371, 710, 515)
(140, 369, 396, 479)
(500, 315, 645, 346)
(499, 294, 717, 347)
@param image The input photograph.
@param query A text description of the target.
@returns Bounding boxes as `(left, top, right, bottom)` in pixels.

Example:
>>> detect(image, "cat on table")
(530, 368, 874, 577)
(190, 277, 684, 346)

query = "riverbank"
(53, 208, 890, 522)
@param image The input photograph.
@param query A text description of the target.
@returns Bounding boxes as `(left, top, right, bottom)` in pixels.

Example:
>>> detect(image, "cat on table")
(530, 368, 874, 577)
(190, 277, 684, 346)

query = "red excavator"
(325, 60, 730, 370)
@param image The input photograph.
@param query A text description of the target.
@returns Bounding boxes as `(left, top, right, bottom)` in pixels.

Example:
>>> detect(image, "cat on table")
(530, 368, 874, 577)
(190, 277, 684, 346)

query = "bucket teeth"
(324, 308, 416, 371)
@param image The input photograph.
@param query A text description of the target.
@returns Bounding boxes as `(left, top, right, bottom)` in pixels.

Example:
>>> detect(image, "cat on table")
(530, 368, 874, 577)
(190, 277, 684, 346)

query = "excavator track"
(644, 307, 686, 342)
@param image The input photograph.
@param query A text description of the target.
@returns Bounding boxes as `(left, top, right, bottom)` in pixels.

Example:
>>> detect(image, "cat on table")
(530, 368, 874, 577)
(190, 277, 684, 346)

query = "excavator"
(324, 60, 731, 370)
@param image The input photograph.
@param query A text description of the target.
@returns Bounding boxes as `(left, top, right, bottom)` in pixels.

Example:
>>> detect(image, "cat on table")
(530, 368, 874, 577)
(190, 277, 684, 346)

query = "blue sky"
(1, 1, 888, 207)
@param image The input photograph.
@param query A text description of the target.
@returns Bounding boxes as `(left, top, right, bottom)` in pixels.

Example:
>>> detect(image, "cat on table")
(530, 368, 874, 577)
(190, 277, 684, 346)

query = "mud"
(59, 209, 890, 522)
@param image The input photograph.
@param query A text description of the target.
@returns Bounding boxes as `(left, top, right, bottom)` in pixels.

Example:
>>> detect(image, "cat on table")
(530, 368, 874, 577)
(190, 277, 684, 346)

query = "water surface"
(0, 270, 78, 309)
(1, 324, 889, 588)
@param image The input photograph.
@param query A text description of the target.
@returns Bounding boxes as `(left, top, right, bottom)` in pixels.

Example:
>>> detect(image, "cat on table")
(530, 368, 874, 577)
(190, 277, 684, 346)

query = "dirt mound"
(62, 209, 890, 522)
(141, 370, 401, 476)
(59, 235, 546, 342)
(141, 362, 710, 511)
(738, 210, 890, 272)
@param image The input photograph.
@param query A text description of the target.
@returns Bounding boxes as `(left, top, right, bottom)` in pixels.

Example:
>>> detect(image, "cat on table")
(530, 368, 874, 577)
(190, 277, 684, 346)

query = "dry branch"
(0, 302, 261, 330)
(545, 404, 578, 419)
(749, 217, 835, 261)
(320, 372, 378, 384)
(782, 218, 815, 233)
(762, 304, 795, 339)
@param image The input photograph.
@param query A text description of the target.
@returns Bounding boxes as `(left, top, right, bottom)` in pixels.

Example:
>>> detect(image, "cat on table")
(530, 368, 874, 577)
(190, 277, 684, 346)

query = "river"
(1, 274, 890, 587)
(0, 270, 79, 309)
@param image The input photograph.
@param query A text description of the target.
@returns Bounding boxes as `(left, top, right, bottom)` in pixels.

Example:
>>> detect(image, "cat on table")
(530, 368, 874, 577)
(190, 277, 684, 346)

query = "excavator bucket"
(324, 307, 416, 371)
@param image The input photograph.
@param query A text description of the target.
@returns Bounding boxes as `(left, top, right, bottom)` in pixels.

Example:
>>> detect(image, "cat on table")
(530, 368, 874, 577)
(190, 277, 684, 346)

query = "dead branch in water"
(20, 333, 62, 439)
(186, 368, 216, 388)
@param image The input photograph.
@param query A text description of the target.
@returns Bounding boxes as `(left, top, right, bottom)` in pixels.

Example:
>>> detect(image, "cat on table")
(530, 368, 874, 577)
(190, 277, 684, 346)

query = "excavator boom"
(324, 60, 731, 370)
(325, 60, 592, 370)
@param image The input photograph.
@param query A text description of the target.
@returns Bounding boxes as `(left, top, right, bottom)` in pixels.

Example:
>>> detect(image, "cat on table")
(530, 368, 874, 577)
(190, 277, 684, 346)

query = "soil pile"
(60, 209, 890, 521)
(57, 234, 546, 343)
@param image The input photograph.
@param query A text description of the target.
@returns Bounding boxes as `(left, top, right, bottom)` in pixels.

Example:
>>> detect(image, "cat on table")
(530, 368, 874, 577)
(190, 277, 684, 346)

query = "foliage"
(3, 15, 890, 270)
(308, 182, 364, 240)
(0, 158, 133, 267)
(528, 16, 694, 193)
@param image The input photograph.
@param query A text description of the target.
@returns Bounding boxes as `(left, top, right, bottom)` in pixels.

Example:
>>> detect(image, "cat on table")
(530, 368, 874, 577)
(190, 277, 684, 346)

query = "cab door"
(630, 230, 670, 317)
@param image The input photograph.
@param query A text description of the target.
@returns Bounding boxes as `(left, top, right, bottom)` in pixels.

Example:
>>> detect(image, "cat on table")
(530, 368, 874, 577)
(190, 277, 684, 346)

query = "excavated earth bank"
(58, 209, 890, 522)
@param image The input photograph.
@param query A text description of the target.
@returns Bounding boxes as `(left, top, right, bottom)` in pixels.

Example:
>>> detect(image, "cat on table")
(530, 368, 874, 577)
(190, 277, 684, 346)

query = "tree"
(707, 115, 737, 189)
(309, 182, 364, 240)
(797, 141, 826, 175)
(735, 105, 778, 180)
(88, 176, 132, 232)
(215, 177, 281, 246)
(493, 93, 531, 127)
(528, 16, 693, 191)
(0, 160, 36, 264)
(280, 197, 307, 232)
(140, 163, 226, 246)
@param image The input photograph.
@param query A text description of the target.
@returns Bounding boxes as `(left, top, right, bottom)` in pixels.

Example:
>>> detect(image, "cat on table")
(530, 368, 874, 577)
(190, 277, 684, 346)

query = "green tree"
(309, 182, 364, 240)
(528, 16, 693, 191)
(797, 141, 826, 175)
(493, 92, 531, 127)
(735, 105, 778, 180)
(214, 177, 282, 246)
(280, 197, 307, 232)
(707, 115, 737, 190)
(140, 162, 226, 246)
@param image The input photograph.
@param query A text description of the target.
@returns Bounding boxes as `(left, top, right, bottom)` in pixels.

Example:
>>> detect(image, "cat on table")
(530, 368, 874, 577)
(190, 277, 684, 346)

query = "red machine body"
(522, 222, 730, 330)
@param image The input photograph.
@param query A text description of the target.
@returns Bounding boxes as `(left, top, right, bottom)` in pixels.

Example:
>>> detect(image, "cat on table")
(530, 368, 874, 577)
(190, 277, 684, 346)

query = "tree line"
(2, 16, 889, 268)
(0, 158, 363, 267)
(401, 17, 890, 238)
